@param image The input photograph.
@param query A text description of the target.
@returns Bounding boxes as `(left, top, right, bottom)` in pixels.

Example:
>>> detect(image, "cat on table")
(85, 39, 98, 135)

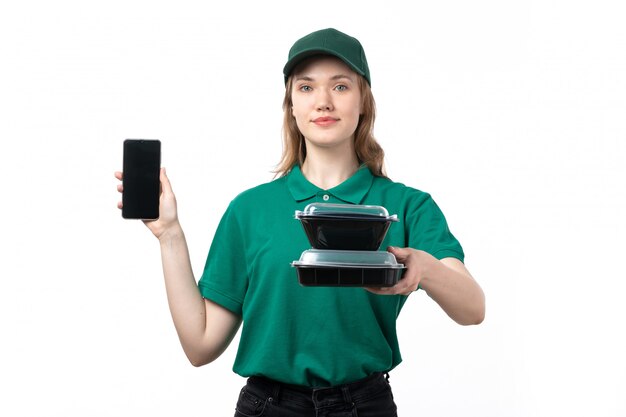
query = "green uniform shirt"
(198, 165, 464, 387)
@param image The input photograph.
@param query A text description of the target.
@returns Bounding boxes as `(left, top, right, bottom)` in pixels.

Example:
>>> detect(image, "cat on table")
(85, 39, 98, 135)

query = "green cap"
(283, 28, 371, 86)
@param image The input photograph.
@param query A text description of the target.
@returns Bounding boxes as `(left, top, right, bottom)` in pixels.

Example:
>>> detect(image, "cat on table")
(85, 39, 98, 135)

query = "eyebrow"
(294, 74, 355, 82)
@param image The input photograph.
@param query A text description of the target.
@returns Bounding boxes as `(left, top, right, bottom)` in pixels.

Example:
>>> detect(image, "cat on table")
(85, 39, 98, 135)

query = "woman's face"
(290, 56, 362, 153)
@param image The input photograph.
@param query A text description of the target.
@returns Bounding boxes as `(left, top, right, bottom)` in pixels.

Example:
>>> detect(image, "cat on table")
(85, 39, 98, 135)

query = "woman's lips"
(313, 117, 338, 126)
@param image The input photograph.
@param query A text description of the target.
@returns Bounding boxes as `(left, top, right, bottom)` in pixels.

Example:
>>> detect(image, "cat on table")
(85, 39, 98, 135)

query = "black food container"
(295, 203, 398, 251)
(292, 249, 405, 287)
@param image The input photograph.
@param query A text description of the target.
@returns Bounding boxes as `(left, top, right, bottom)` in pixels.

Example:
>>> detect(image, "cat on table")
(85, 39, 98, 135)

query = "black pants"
(234, 372, 398, 417)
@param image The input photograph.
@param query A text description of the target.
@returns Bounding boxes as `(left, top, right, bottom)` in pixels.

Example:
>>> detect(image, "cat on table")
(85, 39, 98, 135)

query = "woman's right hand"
(116, 169, 240, 365)
(115, 168, 181, 240)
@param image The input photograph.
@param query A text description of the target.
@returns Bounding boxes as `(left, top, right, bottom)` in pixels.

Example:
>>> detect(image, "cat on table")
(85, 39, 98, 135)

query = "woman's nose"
(315, 90, 333, 111)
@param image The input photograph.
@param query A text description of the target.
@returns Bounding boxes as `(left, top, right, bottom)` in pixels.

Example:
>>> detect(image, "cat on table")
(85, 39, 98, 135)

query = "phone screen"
(122, 139, 161, 220)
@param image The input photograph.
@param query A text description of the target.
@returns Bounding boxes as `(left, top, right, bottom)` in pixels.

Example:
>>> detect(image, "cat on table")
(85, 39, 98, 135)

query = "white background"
(1, 0, 625, 416)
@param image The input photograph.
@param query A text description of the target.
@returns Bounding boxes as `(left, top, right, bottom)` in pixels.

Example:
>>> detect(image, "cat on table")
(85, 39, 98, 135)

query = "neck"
(301, 145, 360, 190)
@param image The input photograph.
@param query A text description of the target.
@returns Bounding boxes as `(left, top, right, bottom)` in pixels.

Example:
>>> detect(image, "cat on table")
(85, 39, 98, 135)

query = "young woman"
(116, 28, 485, 417)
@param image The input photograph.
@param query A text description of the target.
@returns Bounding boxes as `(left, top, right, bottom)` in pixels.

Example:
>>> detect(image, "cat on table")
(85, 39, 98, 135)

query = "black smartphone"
(122, 139, 161, 220)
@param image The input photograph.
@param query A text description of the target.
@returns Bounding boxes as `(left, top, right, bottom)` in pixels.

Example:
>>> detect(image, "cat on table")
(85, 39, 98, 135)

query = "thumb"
(386, 246, 410, 261)
(160, 167, 172, 192)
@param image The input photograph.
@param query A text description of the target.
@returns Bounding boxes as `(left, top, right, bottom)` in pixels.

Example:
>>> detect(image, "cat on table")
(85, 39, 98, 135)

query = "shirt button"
(323, 194, 330, 201)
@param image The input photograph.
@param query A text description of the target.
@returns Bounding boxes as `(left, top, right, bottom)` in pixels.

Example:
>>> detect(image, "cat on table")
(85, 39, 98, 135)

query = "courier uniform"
(198, 164, 464, 387)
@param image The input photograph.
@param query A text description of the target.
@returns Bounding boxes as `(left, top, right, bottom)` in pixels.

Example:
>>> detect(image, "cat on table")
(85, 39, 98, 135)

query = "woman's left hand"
(365, 246, 436, 296)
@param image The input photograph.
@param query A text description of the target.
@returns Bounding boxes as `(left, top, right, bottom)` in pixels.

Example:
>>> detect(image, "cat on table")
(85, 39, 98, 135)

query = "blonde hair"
(274, 74, 387, 178)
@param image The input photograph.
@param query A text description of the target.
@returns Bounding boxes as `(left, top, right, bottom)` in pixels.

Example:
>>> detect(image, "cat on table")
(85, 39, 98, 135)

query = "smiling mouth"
(313, 117, 338, 126)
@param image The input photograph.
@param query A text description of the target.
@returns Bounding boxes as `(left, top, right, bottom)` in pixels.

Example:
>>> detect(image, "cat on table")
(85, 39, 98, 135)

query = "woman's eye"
(335, 85, 347, 91)
(299, 85, 312, 92)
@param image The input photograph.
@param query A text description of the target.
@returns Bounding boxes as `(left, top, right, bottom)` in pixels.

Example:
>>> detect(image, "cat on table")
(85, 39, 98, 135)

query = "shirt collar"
(286, 164, 374, 204)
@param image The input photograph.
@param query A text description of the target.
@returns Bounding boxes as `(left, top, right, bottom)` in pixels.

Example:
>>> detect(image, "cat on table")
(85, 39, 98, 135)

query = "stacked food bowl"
(291, 203, 405, 287)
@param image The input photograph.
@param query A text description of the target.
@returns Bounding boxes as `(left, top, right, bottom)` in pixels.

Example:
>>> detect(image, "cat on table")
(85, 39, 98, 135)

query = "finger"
(400, 281, 421, 295)
(378, 279, 416, 295)
(392, 275, 419, 295)
(117, 184, 123, 193)
(385, 286, 408, 295)
(159, 167, 172, 194)
(364, 286, 396, 295)
(387, 246, 410, 261)
(114, 171, 123, 180)
(384, 287, 414, 296)
(117, 201, 123, 209)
